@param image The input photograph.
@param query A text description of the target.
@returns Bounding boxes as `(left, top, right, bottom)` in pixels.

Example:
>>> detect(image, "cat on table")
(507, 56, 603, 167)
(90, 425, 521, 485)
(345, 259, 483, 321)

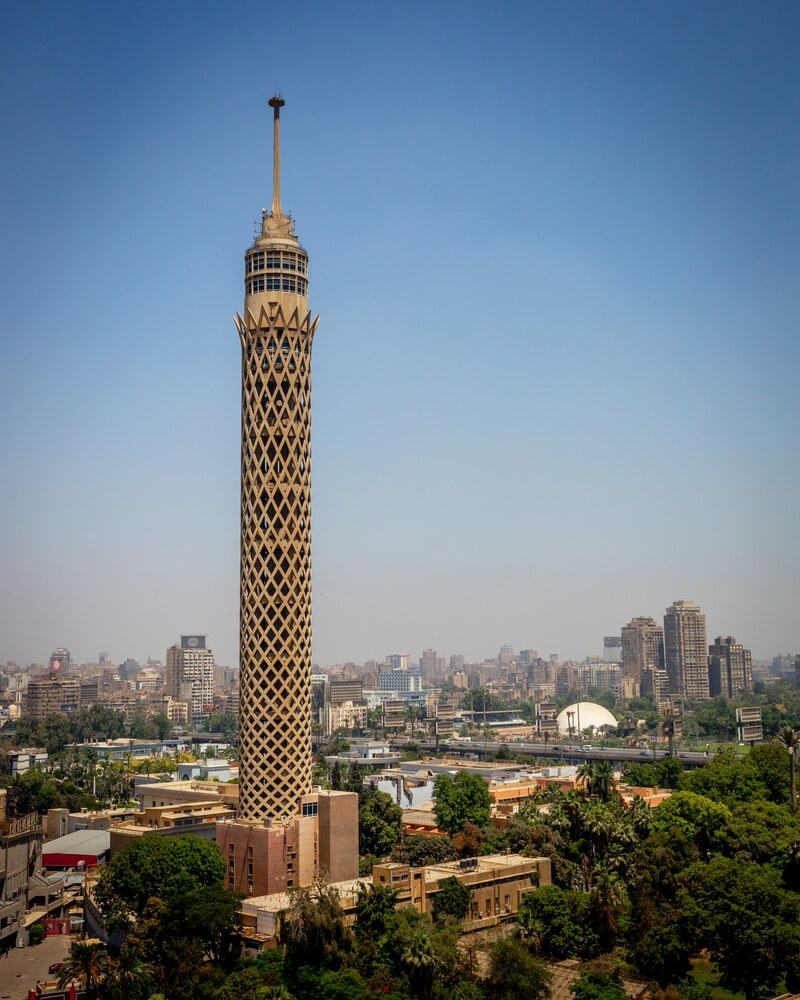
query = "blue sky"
(1, 1, 798, 668)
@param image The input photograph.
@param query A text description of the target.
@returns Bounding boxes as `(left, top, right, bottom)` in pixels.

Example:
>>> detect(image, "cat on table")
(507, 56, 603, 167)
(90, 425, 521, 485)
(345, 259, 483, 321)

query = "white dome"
(556, 701, 618, 735)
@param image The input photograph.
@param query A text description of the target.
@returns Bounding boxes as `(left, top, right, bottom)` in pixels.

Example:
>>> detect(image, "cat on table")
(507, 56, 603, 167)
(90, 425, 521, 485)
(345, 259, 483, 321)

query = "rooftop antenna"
(268, 95, 285, 217)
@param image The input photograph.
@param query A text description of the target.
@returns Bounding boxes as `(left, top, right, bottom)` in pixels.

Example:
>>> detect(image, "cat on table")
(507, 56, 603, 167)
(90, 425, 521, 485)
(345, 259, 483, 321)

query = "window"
(250, 252, 265, 271)
(301, 802, 318, 817)
(266, 252, 281, 269)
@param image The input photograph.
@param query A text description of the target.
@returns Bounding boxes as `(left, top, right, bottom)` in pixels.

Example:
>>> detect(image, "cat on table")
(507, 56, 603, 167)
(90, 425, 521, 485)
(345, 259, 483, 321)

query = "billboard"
(181, 635, 207, 650)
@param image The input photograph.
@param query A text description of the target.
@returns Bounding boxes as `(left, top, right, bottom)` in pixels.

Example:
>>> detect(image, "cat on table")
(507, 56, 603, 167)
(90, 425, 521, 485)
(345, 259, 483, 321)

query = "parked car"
(48, 963, 63, 975)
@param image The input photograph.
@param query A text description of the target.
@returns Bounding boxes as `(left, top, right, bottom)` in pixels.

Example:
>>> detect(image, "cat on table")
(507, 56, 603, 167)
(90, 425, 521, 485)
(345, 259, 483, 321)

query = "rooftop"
(43, 829, 110, 858)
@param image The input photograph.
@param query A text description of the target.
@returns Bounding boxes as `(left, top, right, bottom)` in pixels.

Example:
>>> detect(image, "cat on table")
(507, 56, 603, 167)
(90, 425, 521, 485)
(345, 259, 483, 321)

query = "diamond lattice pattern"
(235, 302, 318, 822)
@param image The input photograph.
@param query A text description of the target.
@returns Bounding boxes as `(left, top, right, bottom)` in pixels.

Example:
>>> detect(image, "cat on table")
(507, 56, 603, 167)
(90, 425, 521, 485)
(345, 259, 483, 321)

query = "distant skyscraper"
(664, 600, 709, 700)
(166, 635, 214, 720)
(420, 648, 438, 678)
(621, 618, 664, 686)
(603, 637, 622, 663)
(708, 636, 753, 698)
(388, 654, 410, 671)
(498, 644, 514, 666)
(49, 648, 70, 676)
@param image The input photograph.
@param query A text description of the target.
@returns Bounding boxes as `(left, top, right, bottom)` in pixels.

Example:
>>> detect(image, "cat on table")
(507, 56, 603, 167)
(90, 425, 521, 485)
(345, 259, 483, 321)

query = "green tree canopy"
(517, 884, 598, 959)
(431, 876, 470, 923)
(432, 772, 491, 835)
(677, 856, 800, 1000)
(359, 787, 402, 858)
(486, 935, 551, 1000)
(94, 833, 226, 929)
(651, 791, 731, 855)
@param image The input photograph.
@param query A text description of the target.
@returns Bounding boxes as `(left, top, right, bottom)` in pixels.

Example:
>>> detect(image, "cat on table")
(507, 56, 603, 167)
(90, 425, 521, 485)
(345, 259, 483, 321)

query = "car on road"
(49, 963, 63, 975)
(640, 751, 649, 756)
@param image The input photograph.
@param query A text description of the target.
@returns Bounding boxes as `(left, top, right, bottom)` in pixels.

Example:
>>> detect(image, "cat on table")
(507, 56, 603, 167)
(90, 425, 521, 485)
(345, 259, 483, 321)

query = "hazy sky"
(1, 2, 798, 669)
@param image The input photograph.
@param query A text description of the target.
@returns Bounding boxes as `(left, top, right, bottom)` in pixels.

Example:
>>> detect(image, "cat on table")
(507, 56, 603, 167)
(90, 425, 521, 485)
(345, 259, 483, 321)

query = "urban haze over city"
(1, 4, 800, 1000)
(1, 4, 798, 673)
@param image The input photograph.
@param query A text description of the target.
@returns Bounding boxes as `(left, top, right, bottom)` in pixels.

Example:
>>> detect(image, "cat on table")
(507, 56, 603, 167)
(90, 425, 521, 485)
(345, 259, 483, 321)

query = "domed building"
(556, 701, 618, 736)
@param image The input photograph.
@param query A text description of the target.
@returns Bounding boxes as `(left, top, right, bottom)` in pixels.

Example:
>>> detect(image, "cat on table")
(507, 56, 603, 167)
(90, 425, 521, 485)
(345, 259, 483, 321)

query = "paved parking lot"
(0, 935, 71, 1000)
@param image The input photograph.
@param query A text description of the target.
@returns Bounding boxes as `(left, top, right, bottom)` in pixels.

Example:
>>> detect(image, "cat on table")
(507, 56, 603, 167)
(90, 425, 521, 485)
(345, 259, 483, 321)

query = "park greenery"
(49, 717, 800, 1000)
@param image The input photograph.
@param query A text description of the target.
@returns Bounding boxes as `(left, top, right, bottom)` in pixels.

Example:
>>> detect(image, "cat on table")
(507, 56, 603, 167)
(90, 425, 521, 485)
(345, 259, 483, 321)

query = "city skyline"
(1, 3, 799, 670)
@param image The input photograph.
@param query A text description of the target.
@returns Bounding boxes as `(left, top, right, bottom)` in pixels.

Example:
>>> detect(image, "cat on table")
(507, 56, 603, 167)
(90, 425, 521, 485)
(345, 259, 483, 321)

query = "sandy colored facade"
(235, 97, 318, 824)
(217, 789, 358, 897)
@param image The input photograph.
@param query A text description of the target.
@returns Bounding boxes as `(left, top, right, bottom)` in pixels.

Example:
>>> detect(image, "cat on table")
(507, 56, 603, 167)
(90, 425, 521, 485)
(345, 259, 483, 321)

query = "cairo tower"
(235, 97, 318, 823)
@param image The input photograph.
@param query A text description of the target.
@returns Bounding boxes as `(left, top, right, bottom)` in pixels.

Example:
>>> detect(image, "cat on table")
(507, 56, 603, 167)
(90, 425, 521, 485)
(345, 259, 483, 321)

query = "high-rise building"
(49, 648, 71, 676)
(708, 636, 753, 698)
(166, 636, 214, 721)
(388, 654, 410, 672)
(621, 618, 665, 686)
(219, 98, 357, 891)
(234, 96, 319, 823)
(420, 648, 438, 679)
(26, 675, 80, 719)
(664, 600, 709, 700)
(603, 637, 622, 663)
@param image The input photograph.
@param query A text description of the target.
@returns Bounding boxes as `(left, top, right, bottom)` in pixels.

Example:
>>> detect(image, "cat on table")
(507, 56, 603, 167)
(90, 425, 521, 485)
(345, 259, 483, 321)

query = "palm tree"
(592, 761, 616, 802)
(775, 726, 800, 810)
(104, 943, 155, 1000)
(401, 928, 436, 1000)
(57, 941, 109, 1000)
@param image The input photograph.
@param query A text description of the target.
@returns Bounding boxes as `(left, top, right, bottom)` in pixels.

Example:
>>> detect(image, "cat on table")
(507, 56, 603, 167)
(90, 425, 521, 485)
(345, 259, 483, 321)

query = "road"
(392, 739, 709, 767)
(0, 934, 71, 1000)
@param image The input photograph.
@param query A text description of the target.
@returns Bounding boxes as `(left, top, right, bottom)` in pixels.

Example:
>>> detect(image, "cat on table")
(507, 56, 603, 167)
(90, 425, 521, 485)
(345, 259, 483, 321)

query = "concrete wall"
(318, 791, 359, 883)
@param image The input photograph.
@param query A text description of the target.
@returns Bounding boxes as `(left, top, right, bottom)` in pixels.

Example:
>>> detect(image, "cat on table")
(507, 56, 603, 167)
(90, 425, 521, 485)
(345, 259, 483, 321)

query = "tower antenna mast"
(268, 96, 285, 217)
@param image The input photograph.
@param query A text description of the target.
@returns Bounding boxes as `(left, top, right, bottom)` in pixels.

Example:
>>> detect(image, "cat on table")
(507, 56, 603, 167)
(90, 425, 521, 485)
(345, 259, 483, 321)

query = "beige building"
(110, 801, 236, 854)
(237, 852, 551, 953)
(217, 789, 358, 897)
(166, 635, 214, 720)
(664, 600, 709, 700)
(621, 617, 665, 686)
(323, 699, 368, 736)
(25, 676, 80, 719)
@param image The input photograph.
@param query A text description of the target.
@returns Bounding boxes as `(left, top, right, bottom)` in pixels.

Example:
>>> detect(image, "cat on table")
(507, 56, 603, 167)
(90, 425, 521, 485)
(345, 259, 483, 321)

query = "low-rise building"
(42, 830, 110, 870)
(109, 801, 236, 854)
(0, 793, 70, 952)
(8, 747, 48, 776)
(238, 852, 551, 953)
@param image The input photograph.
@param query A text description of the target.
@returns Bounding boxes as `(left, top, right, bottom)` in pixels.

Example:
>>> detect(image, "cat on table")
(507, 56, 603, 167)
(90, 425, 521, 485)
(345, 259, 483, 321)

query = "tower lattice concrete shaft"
(235, 97, 319, 822)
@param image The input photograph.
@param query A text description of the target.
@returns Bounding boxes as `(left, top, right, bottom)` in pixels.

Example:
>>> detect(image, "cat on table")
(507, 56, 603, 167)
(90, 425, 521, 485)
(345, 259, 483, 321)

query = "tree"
(401, 927, 436, 1000)
(775, 726, 799, 809)
(359, 787, 402, 858)
(331, 760, 343, 791)
(57, 941, 109, 1000)
(677, 856, 800, 1000)
(280, 882, 354, 976)
(571, 967, 627, 1000)
(452, 822, 484, 859)
(578, 762, 616, 802)
(160, 882, 242, 963)
(104, 943, 155, 1000)
(391, 834, 456, 867)
(431, 876, 470, 923)
(28, 923, 44, 945)
(94, 834, 226, 929)
(354, 882, 399, 941)
(651, 791, 731, 856)
(432, 772, 491, 835)
(486, 936, 551, 1000)
(517, 884, 597, 959)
